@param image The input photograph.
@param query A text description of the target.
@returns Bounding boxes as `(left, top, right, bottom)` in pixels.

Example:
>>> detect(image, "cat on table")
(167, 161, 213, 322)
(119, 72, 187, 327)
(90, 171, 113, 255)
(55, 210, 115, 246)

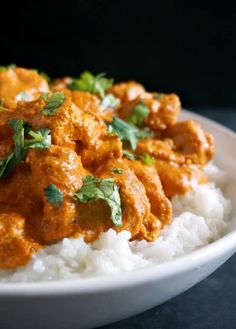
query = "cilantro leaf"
(108, 117, 151, 150)
(68, 71, 113, 98)
(100, 94, 120, 109)
(0, 120, 51, 179)
(123, 150, 154, 165)
(25, 128, 51, 149)
(123, 150, 137, 160)
(111, 168, 124, 174)
(0, 152, 15, 178)
(9, 119, 25, 162)
(40, 92, 66, 116)
(126, 101, 149, 127)
(44, 184, 64, 208)
(74, 176, 122, 226)
(139, 153, 155, 165)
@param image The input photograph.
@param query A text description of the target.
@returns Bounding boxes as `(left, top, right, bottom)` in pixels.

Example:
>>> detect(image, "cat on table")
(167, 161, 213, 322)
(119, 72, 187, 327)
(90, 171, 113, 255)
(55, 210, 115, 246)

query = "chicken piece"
(69, 90, 100, 114)
(124, 159, 172, 226)
(136, 138, 185, 164)
(0, 67, 49, 109)
(80, 134, 123, 169)
(118, 92, 181, 131)
(98, 159, 154, 239)
(29, 145, 86, 242)
(147, 93, 181, 130)
(69, 90, 115, 122)
(133, 213, 161, 242)
(100, 159, 162, 241)
(108, 81, 145, 103)
(74, 159, 159, 242)
(0, 213, 37, 269)
(15, 96, 105, 150)
(53, 83, 117, 122)
(4, 96, 122, 166)
(52, 82, 102, 115)
(155, 160, 208, 198)
(163, 120, 215, 165)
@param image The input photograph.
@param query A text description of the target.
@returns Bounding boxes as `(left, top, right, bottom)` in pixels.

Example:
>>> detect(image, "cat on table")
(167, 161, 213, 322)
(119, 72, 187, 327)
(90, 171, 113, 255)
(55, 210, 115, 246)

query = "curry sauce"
(0, 67, 215, 269)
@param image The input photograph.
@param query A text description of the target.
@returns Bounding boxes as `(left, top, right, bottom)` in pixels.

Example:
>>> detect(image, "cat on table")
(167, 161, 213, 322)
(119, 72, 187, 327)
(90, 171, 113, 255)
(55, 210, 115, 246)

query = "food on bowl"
(0, 66, 230, 282)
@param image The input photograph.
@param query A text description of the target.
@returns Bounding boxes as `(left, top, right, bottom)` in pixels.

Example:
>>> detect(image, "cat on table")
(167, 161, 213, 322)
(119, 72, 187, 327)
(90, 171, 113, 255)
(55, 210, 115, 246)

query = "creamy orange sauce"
(0, 67, 215, 268)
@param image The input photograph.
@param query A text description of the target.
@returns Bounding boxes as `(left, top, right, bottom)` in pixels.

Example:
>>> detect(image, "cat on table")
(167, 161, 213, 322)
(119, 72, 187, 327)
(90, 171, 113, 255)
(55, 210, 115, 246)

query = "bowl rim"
(1, 109, 236, 296)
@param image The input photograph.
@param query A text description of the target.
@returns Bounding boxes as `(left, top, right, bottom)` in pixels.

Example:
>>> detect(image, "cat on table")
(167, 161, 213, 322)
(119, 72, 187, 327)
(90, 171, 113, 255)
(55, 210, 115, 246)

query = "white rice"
(0, 164, 231, 282)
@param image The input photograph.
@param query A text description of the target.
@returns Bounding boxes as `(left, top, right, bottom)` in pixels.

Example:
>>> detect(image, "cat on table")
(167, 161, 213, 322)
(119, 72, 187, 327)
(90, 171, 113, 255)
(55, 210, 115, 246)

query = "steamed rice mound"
(0, 164, 231, 282)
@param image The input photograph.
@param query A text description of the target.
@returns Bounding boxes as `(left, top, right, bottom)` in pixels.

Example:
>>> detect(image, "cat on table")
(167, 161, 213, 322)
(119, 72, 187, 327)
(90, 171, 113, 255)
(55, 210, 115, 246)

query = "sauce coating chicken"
(0, 66, 215, 268)
(29, 145, 86, 242)
(117, 92, 181, 131)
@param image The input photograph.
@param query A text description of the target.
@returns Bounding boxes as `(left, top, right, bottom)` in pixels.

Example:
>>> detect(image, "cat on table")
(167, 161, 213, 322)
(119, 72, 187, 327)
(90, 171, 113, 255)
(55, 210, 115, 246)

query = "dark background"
(1, 0, 236, 108)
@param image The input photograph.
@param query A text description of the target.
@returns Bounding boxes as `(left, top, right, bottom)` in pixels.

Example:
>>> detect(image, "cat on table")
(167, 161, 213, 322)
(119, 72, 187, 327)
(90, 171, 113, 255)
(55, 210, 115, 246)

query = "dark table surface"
(101, 108, 236, 329)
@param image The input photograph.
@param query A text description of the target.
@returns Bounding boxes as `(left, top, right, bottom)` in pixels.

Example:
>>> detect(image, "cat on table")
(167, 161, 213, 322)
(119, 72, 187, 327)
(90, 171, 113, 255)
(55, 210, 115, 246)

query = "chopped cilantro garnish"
(126, 101, 149, 127)
(0, 120, 51, 178)
(40, 92, 66, 116)
(24, 128, 51, 149)
(111, 168, 124, 174)
(0, 153, 15, 178)
(123, 150, 137, 160)
(123, 150, 155, 165)
(44, 184, 64, 208)
(9, 119, 25, 161)
(139, 153, 155, 165)
(74, 176, 122, 226)
(68, 71, 113, 98)
(108, 117, 151, 150)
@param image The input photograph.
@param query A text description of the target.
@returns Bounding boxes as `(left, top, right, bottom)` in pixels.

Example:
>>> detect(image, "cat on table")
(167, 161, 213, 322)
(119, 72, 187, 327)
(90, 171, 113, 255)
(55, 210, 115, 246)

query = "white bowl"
(1, 110, 236, 329)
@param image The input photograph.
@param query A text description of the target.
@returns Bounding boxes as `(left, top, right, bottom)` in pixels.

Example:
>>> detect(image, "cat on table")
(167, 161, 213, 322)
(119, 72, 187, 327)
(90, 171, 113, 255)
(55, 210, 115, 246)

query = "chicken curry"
(0, 66, 215, 269)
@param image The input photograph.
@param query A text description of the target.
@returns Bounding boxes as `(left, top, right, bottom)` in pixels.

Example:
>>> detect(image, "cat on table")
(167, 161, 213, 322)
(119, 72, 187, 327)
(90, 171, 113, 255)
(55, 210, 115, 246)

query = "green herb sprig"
(68, 71, 113, 98)
(0, 119, 51, 178)
(123, 150, 137, 160)
(108, 117, 151, 150)
(139, 153, 155, 165)
(40, 92, 66, 116)
(44, 184, 64, 208)
(126, 101, 149, 127)
(111, 168, 124, 174)
(123, 150, 155, 165)
(74, 176, 122, 226)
